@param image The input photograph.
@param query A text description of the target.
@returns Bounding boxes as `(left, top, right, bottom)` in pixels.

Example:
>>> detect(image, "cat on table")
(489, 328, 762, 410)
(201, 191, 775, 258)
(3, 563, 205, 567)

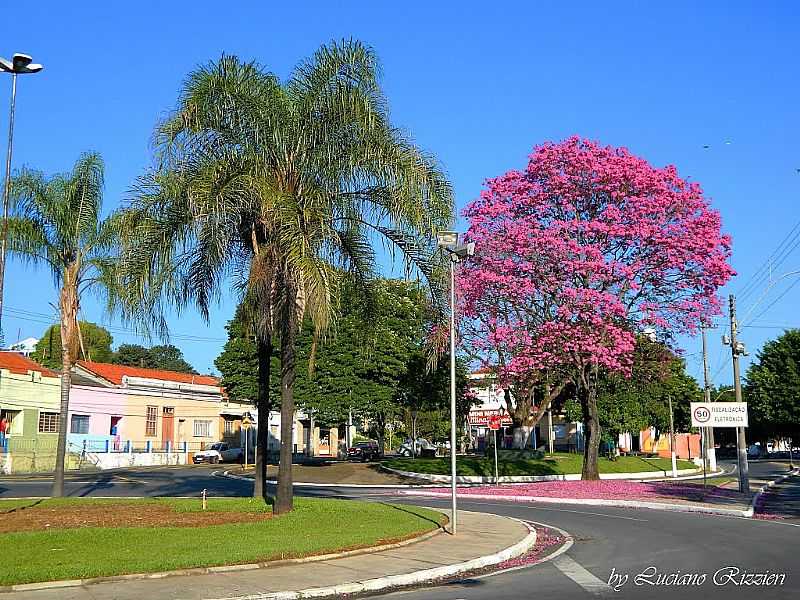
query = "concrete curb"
(748, 467, 800, 518)
(0, 518, 447, 594)
(380, 464, 701, 483)
(400, 490, 754, 517)
(219, 469, 443, 489)
(202, 516, 538, 600)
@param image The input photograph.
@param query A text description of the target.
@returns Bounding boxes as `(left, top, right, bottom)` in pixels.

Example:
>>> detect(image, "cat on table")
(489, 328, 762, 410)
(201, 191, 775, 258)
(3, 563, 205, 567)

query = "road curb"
(748, 467, 800, 517)
(219, 469, 443, 488)
(0, 517, 448, 594)
(203, 515, 538, 600)
(380, 464, 702, 483)
(400, 490, 754, 517)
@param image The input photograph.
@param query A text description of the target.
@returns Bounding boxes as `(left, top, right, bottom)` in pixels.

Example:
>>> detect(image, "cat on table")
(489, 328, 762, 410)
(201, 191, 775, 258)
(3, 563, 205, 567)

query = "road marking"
(552, 554, 613, 597)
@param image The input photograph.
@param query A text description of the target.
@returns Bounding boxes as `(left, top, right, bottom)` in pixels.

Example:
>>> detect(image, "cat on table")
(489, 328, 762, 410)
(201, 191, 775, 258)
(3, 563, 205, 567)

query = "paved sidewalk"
(5, 510, 533, 600)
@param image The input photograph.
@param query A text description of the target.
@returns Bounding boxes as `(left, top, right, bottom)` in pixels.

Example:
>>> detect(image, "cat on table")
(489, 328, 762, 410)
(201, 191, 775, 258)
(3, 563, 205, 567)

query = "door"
(162, 407, 175, 449)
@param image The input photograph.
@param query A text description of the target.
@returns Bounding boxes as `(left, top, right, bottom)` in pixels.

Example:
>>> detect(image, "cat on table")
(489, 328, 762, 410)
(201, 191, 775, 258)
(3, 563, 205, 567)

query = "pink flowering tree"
(459, 137, 734, 479)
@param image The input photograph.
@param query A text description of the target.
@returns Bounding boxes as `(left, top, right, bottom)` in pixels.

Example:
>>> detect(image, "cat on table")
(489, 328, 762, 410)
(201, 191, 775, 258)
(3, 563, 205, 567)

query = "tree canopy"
(32, 321, 114, 369)
(113, 343, 196, 373)
(746, 329, 800, 442)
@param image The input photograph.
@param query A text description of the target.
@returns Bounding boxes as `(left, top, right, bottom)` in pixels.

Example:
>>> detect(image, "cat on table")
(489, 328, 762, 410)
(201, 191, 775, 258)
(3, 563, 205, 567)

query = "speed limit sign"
(690, 402, 748, 427)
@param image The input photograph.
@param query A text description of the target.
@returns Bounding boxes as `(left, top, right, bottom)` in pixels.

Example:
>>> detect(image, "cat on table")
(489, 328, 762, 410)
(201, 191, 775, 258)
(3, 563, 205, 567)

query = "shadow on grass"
(379, 502, 448, 529)
(0, 498, 44, 514)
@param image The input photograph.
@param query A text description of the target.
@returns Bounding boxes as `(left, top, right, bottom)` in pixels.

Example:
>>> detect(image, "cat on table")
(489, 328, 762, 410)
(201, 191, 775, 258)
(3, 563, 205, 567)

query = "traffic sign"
(691, 402, 748, 428)
(488, 415, 502, 430)
(241, 415, 253, 430)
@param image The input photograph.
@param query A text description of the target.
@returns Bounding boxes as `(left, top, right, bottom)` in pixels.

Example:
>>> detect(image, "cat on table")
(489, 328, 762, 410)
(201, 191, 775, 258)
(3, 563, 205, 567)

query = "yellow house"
(0, 352, 61, 472)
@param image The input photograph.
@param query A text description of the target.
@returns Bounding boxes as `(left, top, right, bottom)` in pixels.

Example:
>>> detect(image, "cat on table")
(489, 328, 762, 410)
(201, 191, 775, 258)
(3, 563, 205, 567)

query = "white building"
(4, 337, 38, 357)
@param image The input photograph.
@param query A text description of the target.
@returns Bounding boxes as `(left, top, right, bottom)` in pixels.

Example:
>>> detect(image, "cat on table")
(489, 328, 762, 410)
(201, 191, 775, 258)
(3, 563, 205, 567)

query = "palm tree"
(118, 40, 453, 514)
(7, 152, 118, 496)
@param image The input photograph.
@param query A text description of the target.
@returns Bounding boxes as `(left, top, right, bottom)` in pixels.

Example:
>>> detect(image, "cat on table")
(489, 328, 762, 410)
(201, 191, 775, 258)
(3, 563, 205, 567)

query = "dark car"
(347, 441, 382, 462)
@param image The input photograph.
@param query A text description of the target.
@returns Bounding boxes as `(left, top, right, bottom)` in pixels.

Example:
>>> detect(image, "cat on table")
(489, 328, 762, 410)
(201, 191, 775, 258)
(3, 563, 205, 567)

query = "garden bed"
(0, 497, 444, 586)
(383, 452, 696, 477)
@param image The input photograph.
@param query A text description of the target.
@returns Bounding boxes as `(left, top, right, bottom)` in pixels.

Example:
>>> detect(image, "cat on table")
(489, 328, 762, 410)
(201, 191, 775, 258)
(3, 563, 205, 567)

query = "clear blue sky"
(1, 1, 798, 383)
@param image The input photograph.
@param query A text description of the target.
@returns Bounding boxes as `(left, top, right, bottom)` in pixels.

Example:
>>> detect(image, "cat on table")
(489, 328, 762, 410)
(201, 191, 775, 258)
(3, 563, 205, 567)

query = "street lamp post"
(437, 231, 475, 535)
(0, 53, 43, 345)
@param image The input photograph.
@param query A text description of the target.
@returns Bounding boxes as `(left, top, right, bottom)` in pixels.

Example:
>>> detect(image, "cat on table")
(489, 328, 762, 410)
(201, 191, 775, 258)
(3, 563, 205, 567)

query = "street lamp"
(0, 53, 43, 345)
(436, 230, 475, 535)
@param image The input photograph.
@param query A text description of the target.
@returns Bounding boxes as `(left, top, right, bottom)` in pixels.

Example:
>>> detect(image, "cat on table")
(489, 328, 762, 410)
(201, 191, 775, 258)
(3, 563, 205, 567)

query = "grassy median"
(383, 452, 696, 477)
(0, 497, 444, 586)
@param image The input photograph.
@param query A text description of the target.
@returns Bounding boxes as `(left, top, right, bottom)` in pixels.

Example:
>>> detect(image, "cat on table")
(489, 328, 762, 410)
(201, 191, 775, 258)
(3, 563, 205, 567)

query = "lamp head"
(12, 54, 33, 69)
(437, 231, 459, 247)
(0, 54, 43, 74)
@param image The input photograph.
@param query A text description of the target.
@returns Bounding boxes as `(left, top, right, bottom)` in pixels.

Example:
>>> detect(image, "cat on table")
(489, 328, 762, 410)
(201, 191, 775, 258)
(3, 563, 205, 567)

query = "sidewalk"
(4, 510, 534, 600)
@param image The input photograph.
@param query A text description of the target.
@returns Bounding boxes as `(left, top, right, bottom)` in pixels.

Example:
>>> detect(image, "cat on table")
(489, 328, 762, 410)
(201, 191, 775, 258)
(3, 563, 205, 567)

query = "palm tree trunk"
(275, 306, 297, 515)
(52, 277, 79, 497)
(253, 335, 272, 502)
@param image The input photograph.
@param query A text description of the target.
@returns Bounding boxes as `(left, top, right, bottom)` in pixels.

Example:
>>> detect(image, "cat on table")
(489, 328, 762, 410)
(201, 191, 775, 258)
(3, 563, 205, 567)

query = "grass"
(383, 452, 697, 477)
(0, 497, 444, 586)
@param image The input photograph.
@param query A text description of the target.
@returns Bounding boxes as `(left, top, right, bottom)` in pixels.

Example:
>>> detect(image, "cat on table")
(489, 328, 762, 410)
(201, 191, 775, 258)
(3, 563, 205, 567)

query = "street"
(2, 460, 798, 599)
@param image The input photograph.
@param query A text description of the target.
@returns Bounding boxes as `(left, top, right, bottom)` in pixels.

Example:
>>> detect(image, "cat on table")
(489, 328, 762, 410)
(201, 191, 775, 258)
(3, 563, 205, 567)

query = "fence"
(0, 438, 221, 474)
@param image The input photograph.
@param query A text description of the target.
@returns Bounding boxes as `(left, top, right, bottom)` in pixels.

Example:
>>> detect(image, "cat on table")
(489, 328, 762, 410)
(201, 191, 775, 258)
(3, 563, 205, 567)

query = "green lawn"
(0, 498, 443, 586)
(383, 452, 696, 477)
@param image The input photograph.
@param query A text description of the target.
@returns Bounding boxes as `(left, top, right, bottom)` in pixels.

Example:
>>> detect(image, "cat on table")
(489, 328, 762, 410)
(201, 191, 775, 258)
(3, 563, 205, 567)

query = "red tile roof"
(0, 352, 59, 377)
(77, 361, 219, 387)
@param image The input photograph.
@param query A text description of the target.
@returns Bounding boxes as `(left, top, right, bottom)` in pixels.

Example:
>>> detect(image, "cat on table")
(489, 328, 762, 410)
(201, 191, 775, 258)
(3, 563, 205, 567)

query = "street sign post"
(691, 402, 748, 490)
(241, 415, 252, 470)
(488, 415, 501, 484)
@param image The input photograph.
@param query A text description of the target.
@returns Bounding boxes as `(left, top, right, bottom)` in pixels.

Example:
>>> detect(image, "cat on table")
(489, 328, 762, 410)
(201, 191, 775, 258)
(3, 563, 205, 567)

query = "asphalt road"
(1, 460, 798, 600)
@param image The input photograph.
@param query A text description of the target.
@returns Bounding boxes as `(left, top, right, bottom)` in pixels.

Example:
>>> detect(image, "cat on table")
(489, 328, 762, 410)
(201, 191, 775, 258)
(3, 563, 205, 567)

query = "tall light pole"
(724, 294, 750, 493)
(437, 230, 474, 535)
(0, 53, 43, 345)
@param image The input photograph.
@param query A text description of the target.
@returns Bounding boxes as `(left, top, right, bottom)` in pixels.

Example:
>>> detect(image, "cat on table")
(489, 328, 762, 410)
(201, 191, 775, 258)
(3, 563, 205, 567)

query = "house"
(3, 337, 39, 357)
(0, 352, 61, 472)
(70, 361, 225, 454)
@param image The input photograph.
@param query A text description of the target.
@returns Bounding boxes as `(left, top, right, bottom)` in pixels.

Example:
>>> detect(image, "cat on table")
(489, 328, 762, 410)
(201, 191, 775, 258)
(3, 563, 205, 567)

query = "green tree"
(117, 41, 452, 512)
(32, 321, 114, 369)
(8, 152, 118, 497)
(746, 329, 800, 447)
(113, 343, 196, 373)
(597, 338, 702, 440)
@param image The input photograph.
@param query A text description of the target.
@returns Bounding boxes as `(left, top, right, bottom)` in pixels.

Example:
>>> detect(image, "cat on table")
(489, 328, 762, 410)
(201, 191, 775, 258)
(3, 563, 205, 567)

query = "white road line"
(552, 554, 613, 598)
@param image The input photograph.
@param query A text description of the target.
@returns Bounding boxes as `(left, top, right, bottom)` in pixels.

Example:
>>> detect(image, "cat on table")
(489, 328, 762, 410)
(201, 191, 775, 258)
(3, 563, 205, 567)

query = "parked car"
(192, 442, 243, 464)
(347, 440, 382, 462)
(397, 438, 437, 458)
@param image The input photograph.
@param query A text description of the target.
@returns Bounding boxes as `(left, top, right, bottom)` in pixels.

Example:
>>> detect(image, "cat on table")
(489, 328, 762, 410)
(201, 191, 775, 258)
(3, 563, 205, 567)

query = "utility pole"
(726, 294, 750, 493)
(701, 326, 717, 472)
(668, 394, 677, 478)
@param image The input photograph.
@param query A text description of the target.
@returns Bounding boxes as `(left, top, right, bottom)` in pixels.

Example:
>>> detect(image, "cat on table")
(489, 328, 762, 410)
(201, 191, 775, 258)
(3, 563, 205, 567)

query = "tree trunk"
(580, 366, 601, 480)
(52, 274, 79, 497)
(253, 335, 272, 502)
(274, 306, 297, 515)
(512, 426, 533, 449)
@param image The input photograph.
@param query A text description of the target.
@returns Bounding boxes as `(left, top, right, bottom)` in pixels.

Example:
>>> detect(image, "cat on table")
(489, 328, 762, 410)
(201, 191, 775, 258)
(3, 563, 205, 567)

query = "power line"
(744, 278, 800, 327)
(3, 306, 226, 343)
(736, 219, 800, 304)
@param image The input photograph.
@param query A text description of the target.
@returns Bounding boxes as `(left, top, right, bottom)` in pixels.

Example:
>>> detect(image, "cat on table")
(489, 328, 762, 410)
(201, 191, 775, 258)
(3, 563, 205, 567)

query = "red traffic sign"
(488, 415, 502, 430)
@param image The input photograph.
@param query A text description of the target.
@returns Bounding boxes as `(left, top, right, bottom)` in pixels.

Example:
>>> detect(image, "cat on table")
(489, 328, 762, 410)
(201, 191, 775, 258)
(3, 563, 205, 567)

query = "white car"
(193, 442, 243, 464)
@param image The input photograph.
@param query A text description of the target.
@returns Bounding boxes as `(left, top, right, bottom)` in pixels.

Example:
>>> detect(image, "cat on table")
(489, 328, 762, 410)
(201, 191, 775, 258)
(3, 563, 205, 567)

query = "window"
(70, 414, 90, 435)
(38, 412, 59, 433)
(145, 406, 158, 437)
(194, 420, 211, 437)
(194, 420, 211, 438)
(224, 419, 234, 435)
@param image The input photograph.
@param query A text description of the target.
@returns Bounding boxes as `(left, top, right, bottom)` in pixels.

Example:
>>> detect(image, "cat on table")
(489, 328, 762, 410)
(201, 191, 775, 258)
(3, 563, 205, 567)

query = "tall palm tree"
(118, 40, 453, 513)
(7, 152, 118, 496)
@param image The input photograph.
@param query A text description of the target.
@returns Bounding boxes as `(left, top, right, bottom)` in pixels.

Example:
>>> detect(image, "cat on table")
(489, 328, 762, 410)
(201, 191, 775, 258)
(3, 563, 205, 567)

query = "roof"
(0, 352, 58, 377)
(76, 361, 219, 387)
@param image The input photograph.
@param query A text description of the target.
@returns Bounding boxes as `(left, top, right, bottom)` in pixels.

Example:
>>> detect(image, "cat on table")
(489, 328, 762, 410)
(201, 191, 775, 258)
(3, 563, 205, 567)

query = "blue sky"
(1, 1, 798, 383)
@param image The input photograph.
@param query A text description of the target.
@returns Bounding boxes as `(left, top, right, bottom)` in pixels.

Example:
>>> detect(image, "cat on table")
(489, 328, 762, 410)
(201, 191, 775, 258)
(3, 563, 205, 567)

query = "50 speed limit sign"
(690, 402, 748, 427)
